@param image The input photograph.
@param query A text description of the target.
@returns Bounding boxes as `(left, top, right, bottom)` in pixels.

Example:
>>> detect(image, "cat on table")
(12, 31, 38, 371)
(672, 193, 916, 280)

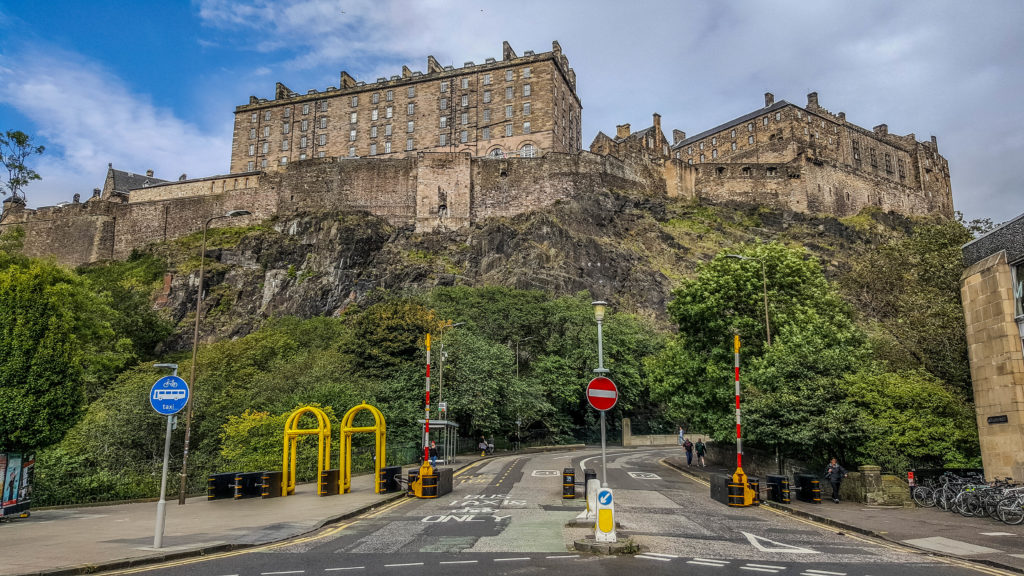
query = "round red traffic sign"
(586, 377, 618, 411)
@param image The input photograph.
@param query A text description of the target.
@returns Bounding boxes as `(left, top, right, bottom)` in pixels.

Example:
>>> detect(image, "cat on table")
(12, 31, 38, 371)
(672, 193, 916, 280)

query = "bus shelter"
(417, 419, 458, 465)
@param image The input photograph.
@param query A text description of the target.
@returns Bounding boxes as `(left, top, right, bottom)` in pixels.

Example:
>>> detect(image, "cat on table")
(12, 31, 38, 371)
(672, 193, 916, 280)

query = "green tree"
(0, 130, 45, 203)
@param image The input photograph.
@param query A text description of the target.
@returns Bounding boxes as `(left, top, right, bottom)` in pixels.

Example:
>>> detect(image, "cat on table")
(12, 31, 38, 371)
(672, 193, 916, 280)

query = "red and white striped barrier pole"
(424, 333, 431, 463)
(734, 334, 742, 470)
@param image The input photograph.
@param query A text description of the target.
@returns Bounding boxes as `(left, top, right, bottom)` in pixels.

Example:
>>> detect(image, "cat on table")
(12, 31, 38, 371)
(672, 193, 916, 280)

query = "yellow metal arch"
(281, 406, 332, 496)
(340, 403, 387, 494)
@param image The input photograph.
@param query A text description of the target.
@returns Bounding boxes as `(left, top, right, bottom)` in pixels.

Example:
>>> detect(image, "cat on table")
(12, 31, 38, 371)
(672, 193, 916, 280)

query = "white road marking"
(325, 568, 365, 572)
(494, 557, 531, 562)
(383, 563, 423, 568)
(546, 555, 579, 559)
(741, 567, 780, 573)
(262, 572, 305, 575)
(803, 570, 846, 575)
(637, 555, 670, 561)
(688, 560, 728, 567)
(642, 553, 678, 558)
(531, 470, 560, 476)
(692, 558, 729, 564)
(980, 532, 1016, 536)
(627, 471, 662, 480)
(439, 561, 478, 565)
(746, 564, 786, 569)
(742, 531, 818, 554)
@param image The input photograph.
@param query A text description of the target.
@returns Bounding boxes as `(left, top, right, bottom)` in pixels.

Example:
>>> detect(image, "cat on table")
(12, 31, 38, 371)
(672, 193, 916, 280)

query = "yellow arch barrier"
(281, 406, 332, 497)
(340, 403, 386, 494)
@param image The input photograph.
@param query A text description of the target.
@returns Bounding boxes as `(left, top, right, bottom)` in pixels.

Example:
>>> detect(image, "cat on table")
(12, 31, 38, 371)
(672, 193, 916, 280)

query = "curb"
(661, 458, 1023, 576)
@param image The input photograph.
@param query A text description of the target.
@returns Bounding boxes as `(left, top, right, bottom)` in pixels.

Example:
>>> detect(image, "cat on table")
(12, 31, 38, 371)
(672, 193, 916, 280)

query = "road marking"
(803, 570, 846, 575)
(742, 531, 818, 554)
(324, 568, 365, 572)
(546, 555, 579, 559)
(693, 558, 729, 564)
(262, 572, 305, 575)
(980, 532, 1015, 536)
(747, 564, 786, 569)
(383, 563, 423, 567)
(642, 553, 678, 559)
(628, 471, 661, 480)
(637, 555, 670, 561)
(439, 561, 478, 565)
(741, 567, 781, 573)
(688, 560, 728, 567)
(531, 470, 560, 476)
(494, 557, 531, 562)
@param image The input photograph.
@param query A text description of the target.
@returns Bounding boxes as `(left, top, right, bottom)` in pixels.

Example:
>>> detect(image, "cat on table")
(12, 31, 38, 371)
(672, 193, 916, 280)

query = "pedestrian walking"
(695, 439, 707, 467)
(824, 457, 848, 503)
(683, 438, 694, 465)
(677, 426, 684, 446)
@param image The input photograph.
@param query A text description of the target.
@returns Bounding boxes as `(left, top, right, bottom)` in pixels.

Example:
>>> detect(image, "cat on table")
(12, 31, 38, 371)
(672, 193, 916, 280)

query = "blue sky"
(1, 0, 1021, 223)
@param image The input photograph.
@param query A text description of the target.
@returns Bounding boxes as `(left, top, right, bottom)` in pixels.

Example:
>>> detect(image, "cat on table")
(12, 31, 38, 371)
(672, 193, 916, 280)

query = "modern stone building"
(229, 41, 582, 174)
(961, 213, 1024, 481)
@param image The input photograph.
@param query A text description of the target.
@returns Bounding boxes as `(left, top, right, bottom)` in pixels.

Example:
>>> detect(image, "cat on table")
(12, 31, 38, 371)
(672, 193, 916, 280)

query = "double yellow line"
(106, 459, 491, 574)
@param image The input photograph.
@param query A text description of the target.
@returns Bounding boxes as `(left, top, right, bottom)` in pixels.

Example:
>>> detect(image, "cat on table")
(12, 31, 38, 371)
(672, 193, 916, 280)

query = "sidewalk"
(0, 455, 488, 576)
(664, 456, 1024, 574)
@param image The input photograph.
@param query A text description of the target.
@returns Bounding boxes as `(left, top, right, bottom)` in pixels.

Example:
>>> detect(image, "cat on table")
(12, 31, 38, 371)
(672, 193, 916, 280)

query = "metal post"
(424, 334, 431, 462)
(596, 318, 607, 487)
(154, 414, 173, 548)
(179, 219, 210, 505)
(734, 334, 742, 469)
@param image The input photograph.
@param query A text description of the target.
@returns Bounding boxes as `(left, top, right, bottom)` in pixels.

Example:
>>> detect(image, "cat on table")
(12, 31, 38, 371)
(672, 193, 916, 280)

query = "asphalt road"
(101, 448, 1008, 576)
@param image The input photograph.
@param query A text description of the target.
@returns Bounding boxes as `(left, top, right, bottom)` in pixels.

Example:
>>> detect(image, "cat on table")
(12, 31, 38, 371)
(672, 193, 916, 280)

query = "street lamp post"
(726, 254, 771, 347)
(592, 300, 610, 486)
(177, 209, 251, 505)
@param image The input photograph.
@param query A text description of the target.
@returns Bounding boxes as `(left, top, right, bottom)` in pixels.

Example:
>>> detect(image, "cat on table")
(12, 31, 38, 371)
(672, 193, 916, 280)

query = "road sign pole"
(595, 316, 608, 487)
(154, 414, 173, 549)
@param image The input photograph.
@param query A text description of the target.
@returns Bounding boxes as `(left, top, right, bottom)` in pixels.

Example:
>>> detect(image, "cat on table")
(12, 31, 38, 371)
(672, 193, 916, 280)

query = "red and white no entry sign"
(586, 377, 618, 411)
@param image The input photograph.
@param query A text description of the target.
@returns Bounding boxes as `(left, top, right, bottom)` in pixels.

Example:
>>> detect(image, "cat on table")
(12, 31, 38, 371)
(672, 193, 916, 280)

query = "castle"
(0, 41, 953, 268)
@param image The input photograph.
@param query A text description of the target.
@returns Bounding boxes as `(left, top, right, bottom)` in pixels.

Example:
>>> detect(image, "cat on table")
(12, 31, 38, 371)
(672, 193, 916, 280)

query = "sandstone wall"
(129, 173, 261, 203)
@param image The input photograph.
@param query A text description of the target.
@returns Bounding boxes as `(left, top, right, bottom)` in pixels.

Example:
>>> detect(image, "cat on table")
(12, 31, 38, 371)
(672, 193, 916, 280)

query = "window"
(372, 93, 380, 104)
(505, 105, 513, 118)
(301, 136, 308, 148)
(303, 104, 310, 115)
(280, 156, 288, 165)
(763, 117, 769, 126)
(385, 124, 392, 136)
(523, 121, 530, 134)
(505, 87, 513, 99)
(505, 124, 512, 137)
(523, 102, 531, 115)
(247, 161, 255, 171)
(301, 119, 309, 131)
(712, 137, 717, 146)
(406, 138, 413, 151)
(264, 111, 272, 121)
(699, 153, 705, 162)
(440, 116, 448, 128)
(730, 129, 736, 138)
(439, 134, 447, 146)
(284, 108, 291, 118)
(318, 134, 326, 146)
(299, 153, 306, 160)
(372, 109, 379, 121)
(731, 142, 737, 151)
(263, 126, 271, 137)
(483, 91, 491, 103)
(261, 158, 268, 169)
(440, 81, 449, 93)
(461, 112, 468, 125)
(349, 130, 356, 142)
(386, 107, 393, 118)
(348, 146, 356, 157)
(461, 95, 468, 107)
(385, 141, 391, 154)
(248, 144, 255, 156)
(262, 142, 269, 154)
(460, 130, 468, 143)
(767, 167, 777, 176)
(748, 122, 754, 132)
(408, 103, 415, 115)
(522, 67, 531, 78)
(350, 112, 357, 124)
(319, 117, 327, 129)
(371, 126, 378, 138)
(407, 121, 414, 133)
(282, 123, 290, 134)
(699, 142, 705, 150)
(351, 96, 359, 107)
(523, 84, 531, 97)
(408, 86, 415, 98)
(687, 159, 693, 165)
(317, 151, 325, 158)
(386, 90, 393, 101)
(250, 128, 257, 139)
(505, 69, 513, 81)
(440, 98, 448, 110)
(884, 153, 893, 174)
(461, 78, 469, 89)
(712, 149, 718, 159)
(483, 73, 491, 85)
(482, 127, 490, 140)
(370, 143, 377, 155)
(483, 109, 491, 122)
(775, 112, 781, 121)
(320, 101, 328, 112)
(282, 140, 289, 151)
(251, 112, 258, 123)
(687, 146, 693, 154)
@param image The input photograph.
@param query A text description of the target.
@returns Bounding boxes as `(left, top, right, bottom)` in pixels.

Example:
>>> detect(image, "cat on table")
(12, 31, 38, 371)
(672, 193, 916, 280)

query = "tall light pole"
(592, 300, 610, 486)
(726, 254, 771, 347)
(178, 209, 251, 505)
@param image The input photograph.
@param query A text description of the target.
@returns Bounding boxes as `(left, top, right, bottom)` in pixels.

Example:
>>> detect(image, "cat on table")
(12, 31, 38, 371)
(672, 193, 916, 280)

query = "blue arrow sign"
(149, 376, 189, 415)
(598, 489, 613, 506)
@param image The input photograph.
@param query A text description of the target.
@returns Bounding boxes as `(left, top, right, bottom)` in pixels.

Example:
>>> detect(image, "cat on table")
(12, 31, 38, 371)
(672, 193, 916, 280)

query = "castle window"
(820, 120, 825, 128)
(505, 124, 513, 137)
(767, 167, 777, 176)
(385, 124, 392, 136)
(870, 149, 877, 167)
(712, 149, 718, 159)
(441, 81, 449, 93)
(461, 95, 469, 107)
(406, 138, 413, 151)
(250, 128, 257, 139)
(408, 103, 415, 115)
(699, 142, 704, 150)
(763, 117, 769, 126)
(407, 121, 414, 133)
(350, 112, 357, 124)
(441, 98, 448, 110)
(261, 158, 268, 169)
(320, 117, 327, 129)
(505, 87, 513, 99)
(408, 86, 416, 98)
(247, 161, 255, 171)
(521, 144, 535, 157)
(385, 141, 391, 154)
(301, 136, 308, 148)
(460, 130, 468, 143)
(897, 159, 906, 179)
(834, 126, 838, 133)
(284, 108, 290, 118)
(775, 112, 781, 121)
(731, 142, 737, 151)
(731, 129, 736, 137)
(280, 156, 288, 165)
(440, 134, 447, 146)
(351, 96, 358, 107)
(506, 105, 513, 118)
(884, 153, 893, 174)
(748, 123, 754, 132)
(319, 134, 326, 146)
(282, 140, 289, 151)
(482, 127, 490, 140)
(461, 112, 468, 125)
(248, 144, 255, 156)
(461, 78, 469, 89)
(370, 143, 377, 155)
(348, 130, 355, 142)
(523, 67, 531, 78)
(372, 109, 379, 121)
(263, 126, 271, 137)
(742, 166, 751, 176)
(386, 106, 393, 118)
(687, 146, 692, 154)
(717, 167, 724, 176)
(299, 153, 306, 160)
(699, 153, 705, 162)
(505, 69, 513, 81)
(386, 90, 393, 101)
(523, 84, 531, 97)
(303, 104, 310, 115)
(440, 116, 448, 128)
(348, 146, 355, 157)
(264, 111, 272, 121)
(804, 127, 809, 135)
(301, 120, 308, 131)
(483, 109, 490, 122)
(523, 121, 531, 134)
(688, 158, 693, 165)
(283, 123, 290, 134)
(712, 137, 717, 146)
(523, 102, 531, 115)
(483, 90, 491, 103)
(317, 151, 325, 158)
(371, 126, 378, 138)
(251, 112, 258, 123)
(372, 93, 380, 104)
(262, 142, 269, 154)
(483, 74, 491, 85)
(318, 101, 326, 112)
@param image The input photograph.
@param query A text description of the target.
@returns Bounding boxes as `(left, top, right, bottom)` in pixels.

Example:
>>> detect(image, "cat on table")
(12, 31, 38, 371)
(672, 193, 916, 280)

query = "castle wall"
(129, 173, 261, 204)
(416, 153, 471, 232)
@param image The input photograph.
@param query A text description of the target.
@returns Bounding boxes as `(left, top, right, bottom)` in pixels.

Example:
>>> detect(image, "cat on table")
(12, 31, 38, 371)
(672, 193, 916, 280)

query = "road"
(101, 448, 1006, 576)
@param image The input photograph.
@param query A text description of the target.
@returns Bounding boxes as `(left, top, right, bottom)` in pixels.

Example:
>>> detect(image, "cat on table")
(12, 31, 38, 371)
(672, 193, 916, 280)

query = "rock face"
(151, 189, 912, 351)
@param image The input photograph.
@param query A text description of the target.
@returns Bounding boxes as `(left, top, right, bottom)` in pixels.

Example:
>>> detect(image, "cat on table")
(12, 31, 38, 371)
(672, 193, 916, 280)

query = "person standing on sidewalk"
(683, 438, 694, 465)
(695, 439, 707, 467)
(825, 457, 848, 503)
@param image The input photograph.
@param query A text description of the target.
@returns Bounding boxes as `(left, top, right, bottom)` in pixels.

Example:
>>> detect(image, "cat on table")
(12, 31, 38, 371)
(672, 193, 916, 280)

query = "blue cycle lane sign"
(149, 376, 190, 415)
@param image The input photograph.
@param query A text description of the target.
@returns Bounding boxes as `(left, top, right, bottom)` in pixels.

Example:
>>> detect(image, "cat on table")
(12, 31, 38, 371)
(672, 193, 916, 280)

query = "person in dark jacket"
(683, 438, 694, 465)
(824, 457, 848, 503)
(428, 440, 439, 467)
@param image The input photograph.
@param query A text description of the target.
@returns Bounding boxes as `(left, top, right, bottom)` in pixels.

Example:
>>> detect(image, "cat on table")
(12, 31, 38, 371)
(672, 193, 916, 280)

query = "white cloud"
(0, 48, 230, 208)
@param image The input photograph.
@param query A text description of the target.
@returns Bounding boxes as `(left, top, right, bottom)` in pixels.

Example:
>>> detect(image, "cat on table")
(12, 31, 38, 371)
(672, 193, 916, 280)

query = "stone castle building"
(2, 41, 956, 269)
(230, 41, 582, 173)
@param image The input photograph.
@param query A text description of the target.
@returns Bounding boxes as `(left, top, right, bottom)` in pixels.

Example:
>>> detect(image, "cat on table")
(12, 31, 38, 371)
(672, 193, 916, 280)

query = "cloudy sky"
(1, 0, 1021, 222)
